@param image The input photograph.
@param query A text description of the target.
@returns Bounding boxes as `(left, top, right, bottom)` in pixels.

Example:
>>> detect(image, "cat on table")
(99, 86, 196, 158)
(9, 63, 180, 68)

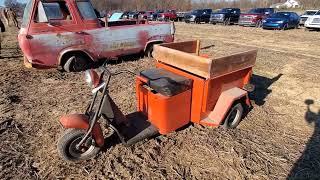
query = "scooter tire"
(57, 129, 100, 162)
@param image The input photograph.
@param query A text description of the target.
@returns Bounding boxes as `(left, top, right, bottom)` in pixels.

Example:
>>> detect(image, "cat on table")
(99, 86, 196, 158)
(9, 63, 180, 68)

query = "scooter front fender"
(59, 114, 104, 146)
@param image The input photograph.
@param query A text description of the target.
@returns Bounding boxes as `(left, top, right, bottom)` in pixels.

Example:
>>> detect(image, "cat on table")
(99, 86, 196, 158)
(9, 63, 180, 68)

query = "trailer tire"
(222, 102, 244, 129)
(58, 129, 100, 162)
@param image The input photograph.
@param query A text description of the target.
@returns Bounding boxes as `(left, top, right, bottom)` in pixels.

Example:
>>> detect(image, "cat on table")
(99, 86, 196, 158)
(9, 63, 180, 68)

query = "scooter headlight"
(84, 69, 100, 88)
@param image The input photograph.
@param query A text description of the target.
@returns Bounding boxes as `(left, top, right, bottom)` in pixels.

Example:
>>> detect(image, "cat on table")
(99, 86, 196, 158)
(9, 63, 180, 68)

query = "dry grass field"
(1, 22, 320, 179)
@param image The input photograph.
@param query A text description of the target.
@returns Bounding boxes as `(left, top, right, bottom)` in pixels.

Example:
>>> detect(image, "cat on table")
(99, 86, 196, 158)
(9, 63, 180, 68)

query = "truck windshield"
(270, 12, 290, 18)
(219, 9, 232, 13)
(304, 11, 317, 15)
(316, 11, 320, 15)
(248, 8, 264, 13)
(76, 1, 97, 20)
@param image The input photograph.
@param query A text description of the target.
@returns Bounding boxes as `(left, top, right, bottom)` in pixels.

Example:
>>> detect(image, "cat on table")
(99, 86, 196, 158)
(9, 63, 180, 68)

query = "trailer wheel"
(57, 129, 100, 162)
(222, 102, 244, 129)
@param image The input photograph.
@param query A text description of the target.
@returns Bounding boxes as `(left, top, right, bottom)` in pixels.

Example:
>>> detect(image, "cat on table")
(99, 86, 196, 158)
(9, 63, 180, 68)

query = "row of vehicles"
(182, 8, 319, 30)
(129, 8, 319, 31)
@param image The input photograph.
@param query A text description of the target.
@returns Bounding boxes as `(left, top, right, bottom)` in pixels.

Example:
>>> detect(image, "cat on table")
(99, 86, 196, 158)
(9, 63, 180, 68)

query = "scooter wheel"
(57, 129, 100, 162)
(222, 102, 244, 129)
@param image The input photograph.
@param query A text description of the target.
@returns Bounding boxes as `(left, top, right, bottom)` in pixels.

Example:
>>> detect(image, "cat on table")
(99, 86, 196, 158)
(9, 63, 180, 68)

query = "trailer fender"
(208, 87, 248, 125)
(59, 114, 104, 146)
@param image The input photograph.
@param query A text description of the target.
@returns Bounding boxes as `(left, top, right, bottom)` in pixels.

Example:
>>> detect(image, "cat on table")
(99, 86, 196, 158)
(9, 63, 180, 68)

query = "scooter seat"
(140, 68, 193, 97)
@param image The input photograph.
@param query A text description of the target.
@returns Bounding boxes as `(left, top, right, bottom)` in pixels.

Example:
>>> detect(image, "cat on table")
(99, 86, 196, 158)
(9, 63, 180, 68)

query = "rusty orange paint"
(60, 114, 104, 146)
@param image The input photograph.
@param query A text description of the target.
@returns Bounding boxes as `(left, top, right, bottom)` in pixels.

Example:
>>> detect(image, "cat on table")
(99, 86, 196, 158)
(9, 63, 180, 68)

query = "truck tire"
(221, 102, 244, 129)
(223, 18, 230, 26)
(256, 20, 262, 28)
(57, 129, 101, 162)
(145, 44, 155, 58)
(195, 18, 200, 24)
(62, 53, 92, 72)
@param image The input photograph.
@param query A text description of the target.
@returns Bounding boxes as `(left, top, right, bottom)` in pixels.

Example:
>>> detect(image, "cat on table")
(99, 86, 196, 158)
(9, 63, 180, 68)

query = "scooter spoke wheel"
(57, 129, 100, 162)
(222, 102, 244, 129)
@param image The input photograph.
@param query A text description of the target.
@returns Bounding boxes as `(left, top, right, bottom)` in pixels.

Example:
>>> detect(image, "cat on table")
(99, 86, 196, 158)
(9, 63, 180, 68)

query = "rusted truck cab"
(19, 0, 175, 71)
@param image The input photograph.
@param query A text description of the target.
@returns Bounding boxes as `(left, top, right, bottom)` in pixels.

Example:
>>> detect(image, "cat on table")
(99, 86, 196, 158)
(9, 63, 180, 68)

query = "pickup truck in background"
(210, 8, 241, 25)
(158, 10, 178, 22)
(300, 10, 318, 26)
(18, 0, 175, 72)
(304, 10, 320, 30)
(239, 8, 275, 27)
(184, 9, 212, 23)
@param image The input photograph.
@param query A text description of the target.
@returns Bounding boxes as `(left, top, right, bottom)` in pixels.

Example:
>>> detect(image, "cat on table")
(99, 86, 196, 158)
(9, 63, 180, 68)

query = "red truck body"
(239, 8, 275, 27)
(158, 10, 178, 21)
(18, 0, 175, 70)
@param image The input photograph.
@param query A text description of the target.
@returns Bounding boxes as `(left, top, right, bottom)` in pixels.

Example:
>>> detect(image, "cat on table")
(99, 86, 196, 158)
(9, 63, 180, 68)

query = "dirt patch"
(0, 23, 320, 179)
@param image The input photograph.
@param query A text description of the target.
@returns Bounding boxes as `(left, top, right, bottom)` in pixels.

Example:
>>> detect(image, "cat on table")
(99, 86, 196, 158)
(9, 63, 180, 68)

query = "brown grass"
(0, 23, 320, 179)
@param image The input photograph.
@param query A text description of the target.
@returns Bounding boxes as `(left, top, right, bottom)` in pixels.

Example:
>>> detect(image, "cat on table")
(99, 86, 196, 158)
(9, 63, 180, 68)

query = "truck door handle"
(26, 35, 33, 39)
(75, 31, 86, 35)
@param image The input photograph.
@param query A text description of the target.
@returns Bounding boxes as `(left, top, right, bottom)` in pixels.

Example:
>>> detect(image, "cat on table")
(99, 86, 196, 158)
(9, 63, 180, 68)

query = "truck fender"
(59, 114, 104, 146)
(144, 40, 163, 52)
(208, 87, 248, 125)
(58, 47, 95, 66)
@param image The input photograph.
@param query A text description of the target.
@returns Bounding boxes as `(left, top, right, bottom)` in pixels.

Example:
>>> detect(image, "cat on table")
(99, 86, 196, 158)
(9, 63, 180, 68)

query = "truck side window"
(76, 1, 97, 20)
(35, 1, 72, 23)
(21, 0, 32, 27)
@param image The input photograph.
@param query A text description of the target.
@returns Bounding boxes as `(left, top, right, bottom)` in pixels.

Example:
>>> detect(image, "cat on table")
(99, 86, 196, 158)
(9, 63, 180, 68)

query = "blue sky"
(0, 0, 28, 6)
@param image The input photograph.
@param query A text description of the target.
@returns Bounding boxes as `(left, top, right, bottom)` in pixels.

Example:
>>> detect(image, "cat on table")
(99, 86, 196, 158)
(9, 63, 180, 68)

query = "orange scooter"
(57, 40, 257, 162)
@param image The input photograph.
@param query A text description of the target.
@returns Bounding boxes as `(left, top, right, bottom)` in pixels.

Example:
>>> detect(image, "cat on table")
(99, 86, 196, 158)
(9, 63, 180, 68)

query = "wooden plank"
(160, 40, 198, 54)
(210, 49, 257, 78)
(154, 45, 212, 78)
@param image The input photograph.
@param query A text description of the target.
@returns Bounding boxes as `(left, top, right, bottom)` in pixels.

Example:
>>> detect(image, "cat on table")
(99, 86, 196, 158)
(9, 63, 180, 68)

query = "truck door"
(28, 0, 85, 67)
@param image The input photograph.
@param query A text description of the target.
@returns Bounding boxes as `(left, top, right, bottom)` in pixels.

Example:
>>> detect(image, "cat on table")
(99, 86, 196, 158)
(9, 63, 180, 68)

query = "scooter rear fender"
(59, 114, 104, 146)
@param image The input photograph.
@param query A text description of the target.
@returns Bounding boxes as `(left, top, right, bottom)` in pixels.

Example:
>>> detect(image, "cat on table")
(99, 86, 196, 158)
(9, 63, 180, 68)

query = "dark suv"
(210, 8, 241, 25)
(184, 9, 212, 23)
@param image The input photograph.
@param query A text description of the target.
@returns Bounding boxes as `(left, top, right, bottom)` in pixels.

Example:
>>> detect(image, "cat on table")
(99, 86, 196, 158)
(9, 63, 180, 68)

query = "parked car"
(128, 11, 145, 19)
(262, 12, 300, 30)
(210, 8, 241, 25)
(184, 9, 212, 23)
(305, 11, 320, 30)
(158, 10, 178, 21)
(300, 10, 318, 26)
(177, 11, 187, 21)
(239, 8, 275, 27)
(142, 11, 154, 19)
(148, 10, 164, 21)
(19, 0, 175, 71)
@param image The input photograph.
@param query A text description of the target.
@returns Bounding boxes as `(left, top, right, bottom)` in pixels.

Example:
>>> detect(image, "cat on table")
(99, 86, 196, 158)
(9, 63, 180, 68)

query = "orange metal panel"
(206, 87, 247, 125)
(202, 68, 252, 112)
(156, 62, 206, 123)
(147, 89, 192, 134)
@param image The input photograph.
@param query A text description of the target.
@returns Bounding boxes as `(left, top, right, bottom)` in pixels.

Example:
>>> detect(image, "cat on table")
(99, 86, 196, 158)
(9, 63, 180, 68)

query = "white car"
(305, 11, 320, 30)
(300, 10, 318, 26)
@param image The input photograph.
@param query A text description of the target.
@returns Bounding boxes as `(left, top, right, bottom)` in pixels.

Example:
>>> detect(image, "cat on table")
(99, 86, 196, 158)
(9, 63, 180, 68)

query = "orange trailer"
(136, 40, 257, 134)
